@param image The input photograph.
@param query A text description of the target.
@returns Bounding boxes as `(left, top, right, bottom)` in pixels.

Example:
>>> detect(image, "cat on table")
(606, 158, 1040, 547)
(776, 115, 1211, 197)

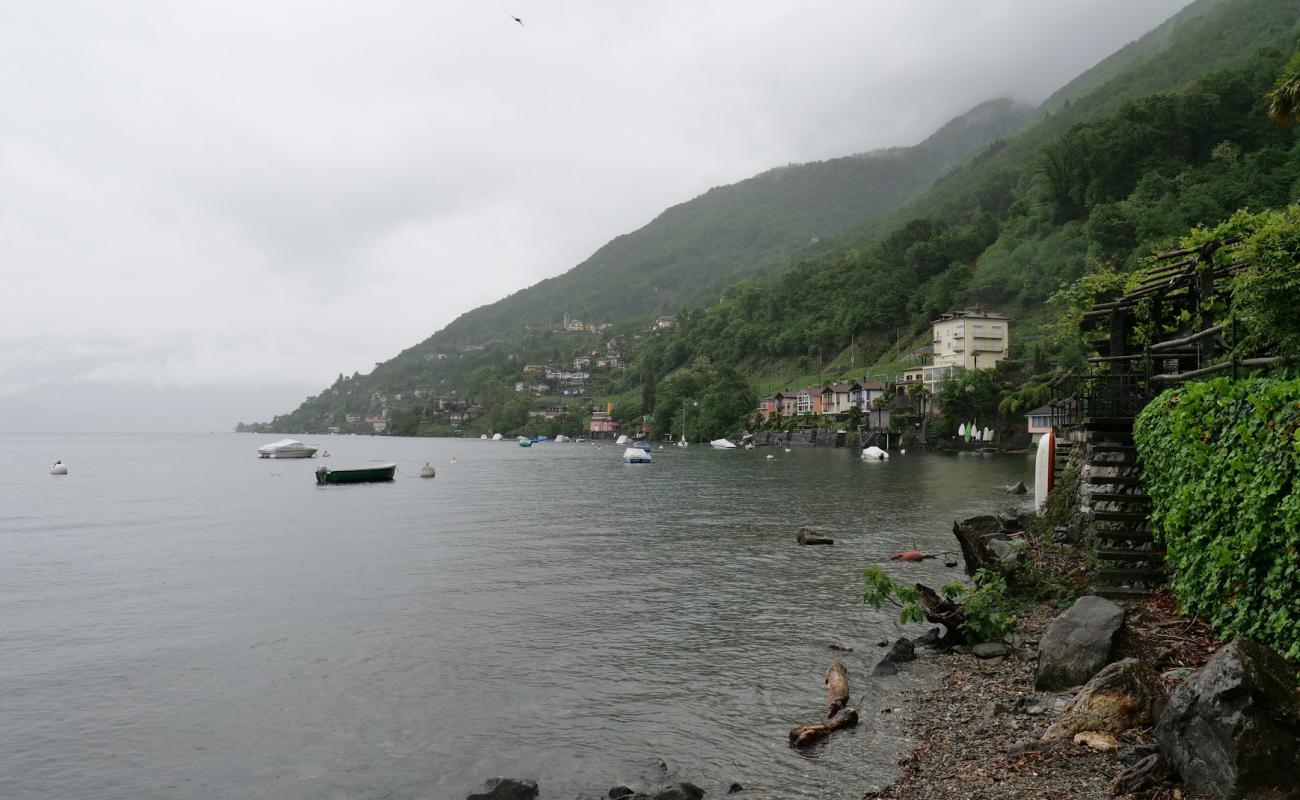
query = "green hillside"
(642, 0, 1300, 371)
(252, 0, 1300, 438)
(417, 98, 1034, 348)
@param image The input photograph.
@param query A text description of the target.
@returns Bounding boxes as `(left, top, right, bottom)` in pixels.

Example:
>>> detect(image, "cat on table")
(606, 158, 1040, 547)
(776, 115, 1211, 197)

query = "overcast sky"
(0, 0, 1191, 432)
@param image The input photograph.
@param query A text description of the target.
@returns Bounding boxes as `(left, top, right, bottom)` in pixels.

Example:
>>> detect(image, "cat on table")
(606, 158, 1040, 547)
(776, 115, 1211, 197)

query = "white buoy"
(420, 462, 436, 478)
(450, 456, 457, 463)
(784, 447, 791, 453)
(50, 461, 68, 475)
(766, 454, 774, 460)
(899, 449, 907, 455)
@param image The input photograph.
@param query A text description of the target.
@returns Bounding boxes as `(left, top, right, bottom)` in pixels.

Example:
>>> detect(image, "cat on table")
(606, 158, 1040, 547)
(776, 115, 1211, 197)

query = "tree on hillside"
(1266, 52, 1300, 126)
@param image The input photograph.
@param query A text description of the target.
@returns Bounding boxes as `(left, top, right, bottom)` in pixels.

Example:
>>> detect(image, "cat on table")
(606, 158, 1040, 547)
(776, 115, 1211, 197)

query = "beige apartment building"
(918, 308, 1010, 391)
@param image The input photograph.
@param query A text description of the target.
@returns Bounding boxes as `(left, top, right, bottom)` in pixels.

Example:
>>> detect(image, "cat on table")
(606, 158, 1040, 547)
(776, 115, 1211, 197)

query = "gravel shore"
(867, 595, 1222, 800)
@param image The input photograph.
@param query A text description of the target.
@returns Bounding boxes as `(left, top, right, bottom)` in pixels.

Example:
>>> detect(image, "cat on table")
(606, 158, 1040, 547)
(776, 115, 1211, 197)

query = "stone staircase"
(1082, 418, 1165, 599)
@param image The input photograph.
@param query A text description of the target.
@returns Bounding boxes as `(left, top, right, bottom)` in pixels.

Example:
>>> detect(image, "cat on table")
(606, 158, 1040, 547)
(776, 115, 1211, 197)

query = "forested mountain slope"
(255, 0, 1300, 436)
(428, 98, 1033, 348)
(641, 0, 1300, 376)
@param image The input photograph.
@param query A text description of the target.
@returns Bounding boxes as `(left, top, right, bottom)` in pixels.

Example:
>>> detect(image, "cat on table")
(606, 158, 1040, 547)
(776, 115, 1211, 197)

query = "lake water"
(0, 433, 1031, 799)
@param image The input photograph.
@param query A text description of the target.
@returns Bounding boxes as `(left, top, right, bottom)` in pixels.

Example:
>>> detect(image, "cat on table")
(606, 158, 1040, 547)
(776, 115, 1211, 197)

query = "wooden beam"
(1149, 323, 1227, 352)
(1149, 361, 1232, 383)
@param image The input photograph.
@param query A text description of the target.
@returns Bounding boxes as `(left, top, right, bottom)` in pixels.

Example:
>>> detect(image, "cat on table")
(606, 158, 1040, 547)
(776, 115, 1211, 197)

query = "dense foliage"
(862, 565, 1016, 644)
(1135, 378, 1300, 660)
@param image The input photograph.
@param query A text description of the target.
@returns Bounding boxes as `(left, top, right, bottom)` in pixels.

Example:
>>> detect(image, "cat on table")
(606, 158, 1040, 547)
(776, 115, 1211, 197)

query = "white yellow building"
(913, 308, 1010, 392)
(932, 308, 1010, 369)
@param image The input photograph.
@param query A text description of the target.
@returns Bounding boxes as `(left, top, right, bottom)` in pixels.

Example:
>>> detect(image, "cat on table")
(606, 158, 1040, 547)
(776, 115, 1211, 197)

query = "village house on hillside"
(757, 380, 892, 426)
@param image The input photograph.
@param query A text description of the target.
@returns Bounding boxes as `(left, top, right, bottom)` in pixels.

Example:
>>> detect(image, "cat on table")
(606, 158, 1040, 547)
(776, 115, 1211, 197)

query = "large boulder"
(1043, 658, 1160, 738)
(1034, 595, 1125, 691)
(467, 778, 539, 800)
(1156, 639, 1300, 799)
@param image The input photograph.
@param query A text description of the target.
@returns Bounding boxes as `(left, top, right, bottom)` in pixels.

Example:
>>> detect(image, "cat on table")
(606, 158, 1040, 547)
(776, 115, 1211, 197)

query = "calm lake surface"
(1, 433, 1031, 799)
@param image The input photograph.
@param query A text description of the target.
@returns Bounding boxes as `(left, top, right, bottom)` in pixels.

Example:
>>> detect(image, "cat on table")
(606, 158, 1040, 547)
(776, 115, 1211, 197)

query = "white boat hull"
(1034, 431, 1054, 512)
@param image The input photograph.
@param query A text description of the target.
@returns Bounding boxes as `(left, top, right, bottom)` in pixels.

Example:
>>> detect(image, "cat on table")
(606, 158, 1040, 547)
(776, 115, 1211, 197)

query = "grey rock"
(655, 783, 704, 800)
(1156, 639, 1300, 799)
(984, 656, 1006, 666)
(1005, 480, 1027, 494)
(467, 778, 540, 800)
(914, 627, 943, 647)
(727, 783, 743, 794)
(884, 637, 915, 664)
(871, 660, 898, 677)
(1034, 595, 1125, 691)
(972, 642, 1010, 659)
(609, 787, 635, 799)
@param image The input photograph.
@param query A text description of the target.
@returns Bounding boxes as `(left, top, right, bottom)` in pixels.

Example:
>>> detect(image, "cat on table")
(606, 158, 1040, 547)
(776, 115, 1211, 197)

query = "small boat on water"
(50, 460, 68, 475)
(615, 434, 629, 445)
(480, 434, 488, 440)
(258, 438, 318, 459)
(554, 435, 571, 443)
(710, 438, 737, 449)
(315, 463, 396, 485)
(862, 445, 889, 460)
(623, 447, 652, 463)
(492, 433, 503, 441)
(518, 437, 532, 448)
(631, 438, 650, 450)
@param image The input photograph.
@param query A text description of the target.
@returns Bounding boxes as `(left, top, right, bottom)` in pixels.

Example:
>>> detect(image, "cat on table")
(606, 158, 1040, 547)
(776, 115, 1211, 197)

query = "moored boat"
(518, 437, 532, 447)
(710, 438, 737, 449)
(622, 447, 652, 463)
(258, 438, 319, 459)
(861, 445, 889, 460)
(314, 463, 396, 484)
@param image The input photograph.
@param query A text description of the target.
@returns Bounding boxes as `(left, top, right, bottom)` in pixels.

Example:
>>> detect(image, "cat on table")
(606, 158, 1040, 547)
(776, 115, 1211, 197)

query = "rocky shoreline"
(862, 536, 1299, 800)
(460, 503, 1298, 800)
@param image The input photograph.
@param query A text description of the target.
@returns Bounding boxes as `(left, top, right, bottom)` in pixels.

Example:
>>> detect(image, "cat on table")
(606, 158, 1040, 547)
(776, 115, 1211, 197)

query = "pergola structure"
(1047, 236, 1280, 597)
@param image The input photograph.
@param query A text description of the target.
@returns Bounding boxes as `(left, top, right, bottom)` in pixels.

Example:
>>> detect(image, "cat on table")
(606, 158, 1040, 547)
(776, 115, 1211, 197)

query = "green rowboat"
(314, 463, 396, 485)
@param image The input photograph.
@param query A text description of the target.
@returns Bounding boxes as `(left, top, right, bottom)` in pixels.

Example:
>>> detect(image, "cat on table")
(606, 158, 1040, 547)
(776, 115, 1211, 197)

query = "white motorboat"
(480, 434, 488, 440)
(50, 461, 68, 475)
(492, 433, 503, 441)
(710, 438, 737, 449)
(258, 438, 319, 459)
(555, 435, 571, 443)
(622, 447, 652, 463)
(615, 434, 630, 445)
(861, 445, 889, 460)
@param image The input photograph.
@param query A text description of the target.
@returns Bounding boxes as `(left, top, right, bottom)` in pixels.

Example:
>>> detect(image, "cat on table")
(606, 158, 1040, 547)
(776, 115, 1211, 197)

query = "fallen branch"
(789, 708, 859, 748)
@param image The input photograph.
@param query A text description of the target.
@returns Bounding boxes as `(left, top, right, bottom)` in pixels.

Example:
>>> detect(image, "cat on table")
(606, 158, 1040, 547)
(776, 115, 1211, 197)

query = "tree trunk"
(951, 515, 1004, 575)
(789, 708, 859, 748)
(825, 661, 849, 718)
(916, 583, 966, 645)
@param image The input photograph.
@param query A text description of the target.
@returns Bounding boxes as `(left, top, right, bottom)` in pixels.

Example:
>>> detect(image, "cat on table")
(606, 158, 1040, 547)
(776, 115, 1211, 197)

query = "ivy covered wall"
(1135, 377, 1300, 660)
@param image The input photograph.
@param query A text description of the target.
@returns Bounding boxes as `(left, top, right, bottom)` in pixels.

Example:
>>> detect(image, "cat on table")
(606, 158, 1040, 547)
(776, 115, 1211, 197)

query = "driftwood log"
(789, 708, 858, 748)
(797, 528, 834, 545)
(825, 660, 849, 717)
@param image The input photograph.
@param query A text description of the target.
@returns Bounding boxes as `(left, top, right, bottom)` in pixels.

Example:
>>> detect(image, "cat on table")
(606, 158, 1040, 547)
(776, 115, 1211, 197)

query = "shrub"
(1134, 377, 1300, 660)
(862, 566, 1016, 644)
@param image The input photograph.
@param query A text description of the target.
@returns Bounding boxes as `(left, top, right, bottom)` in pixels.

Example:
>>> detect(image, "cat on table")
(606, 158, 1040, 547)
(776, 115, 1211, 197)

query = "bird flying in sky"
(510, 15, 523, 26)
